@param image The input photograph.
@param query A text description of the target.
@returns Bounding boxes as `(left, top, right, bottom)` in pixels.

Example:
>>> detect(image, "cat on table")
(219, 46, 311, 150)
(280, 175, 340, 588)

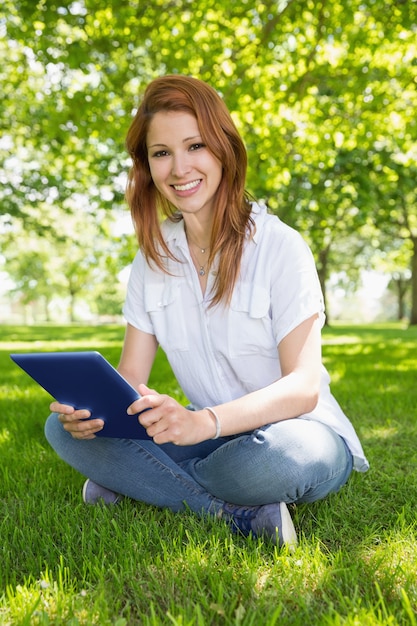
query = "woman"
(45, 75, 369, 548)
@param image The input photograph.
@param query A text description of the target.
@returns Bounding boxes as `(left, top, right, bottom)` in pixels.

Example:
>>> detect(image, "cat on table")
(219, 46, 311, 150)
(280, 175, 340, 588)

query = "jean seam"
(128, 439, 219, 500)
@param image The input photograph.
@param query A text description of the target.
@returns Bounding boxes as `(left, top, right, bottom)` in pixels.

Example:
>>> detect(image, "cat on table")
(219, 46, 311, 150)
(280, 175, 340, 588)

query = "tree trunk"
(410, 237, 417, 325)
(317, 246, 330, 326)
(394, 276, 408, 321)
(69, 293, 77, 323)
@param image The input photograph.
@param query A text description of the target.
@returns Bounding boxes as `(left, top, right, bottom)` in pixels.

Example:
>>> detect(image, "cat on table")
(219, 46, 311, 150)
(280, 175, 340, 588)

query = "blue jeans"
(45, 413, 353, 514)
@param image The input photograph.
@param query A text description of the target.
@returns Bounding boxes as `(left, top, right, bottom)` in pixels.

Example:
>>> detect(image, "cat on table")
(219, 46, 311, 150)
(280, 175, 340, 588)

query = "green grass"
(0, 322, 416, 625)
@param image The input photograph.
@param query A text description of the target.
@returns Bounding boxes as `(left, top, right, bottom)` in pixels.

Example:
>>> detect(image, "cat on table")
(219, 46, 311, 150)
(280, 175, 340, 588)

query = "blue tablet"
(10, 351, 151, 439)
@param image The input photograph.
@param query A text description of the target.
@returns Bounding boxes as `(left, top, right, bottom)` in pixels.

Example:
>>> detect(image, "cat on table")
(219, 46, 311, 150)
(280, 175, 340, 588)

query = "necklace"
(189, 245, 208, 276)
(186, 233, 210, 255)
(186, 231, 210, 277)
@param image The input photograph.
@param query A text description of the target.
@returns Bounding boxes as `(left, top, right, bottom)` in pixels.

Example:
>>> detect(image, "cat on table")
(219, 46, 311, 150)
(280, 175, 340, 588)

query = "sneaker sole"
(82, 479, 121, 505)
(82, 479, 91, 504)
(279, 502, 298, 550)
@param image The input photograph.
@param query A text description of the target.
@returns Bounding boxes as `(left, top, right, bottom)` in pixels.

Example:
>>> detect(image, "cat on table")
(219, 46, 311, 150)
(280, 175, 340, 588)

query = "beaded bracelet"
(204, 406, 221, 440)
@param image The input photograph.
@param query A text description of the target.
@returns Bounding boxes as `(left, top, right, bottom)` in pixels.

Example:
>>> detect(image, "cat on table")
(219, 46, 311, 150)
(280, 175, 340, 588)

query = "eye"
(189, 143, 206, 151)
(151, 149, 170, 158)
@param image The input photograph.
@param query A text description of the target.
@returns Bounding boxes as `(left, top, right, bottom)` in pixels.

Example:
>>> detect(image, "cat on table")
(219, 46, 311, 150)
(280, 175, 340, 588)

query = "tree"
(388, 274, 411, 321)
(1, 0, 416, 321)
(1, 204, 132, 321)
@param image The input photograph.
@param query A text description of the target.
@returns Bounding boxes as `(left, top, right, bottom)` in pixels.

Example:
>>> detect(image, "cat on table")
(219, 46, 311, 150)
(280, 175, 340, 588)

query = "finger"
(59, 414, 104, 433)
(144, 416, 170, 441)
(74, 426, 103, 438)
(127, 392, 161, 415)
(71, 430, 99, 440)
(58, 412, 73, 424)
(72, 419, 104, 432)
(58, 410, 91, 423)
(50, 401, 75, 414)
(138, 383, 158, 396)
(138, 412, 157, 431)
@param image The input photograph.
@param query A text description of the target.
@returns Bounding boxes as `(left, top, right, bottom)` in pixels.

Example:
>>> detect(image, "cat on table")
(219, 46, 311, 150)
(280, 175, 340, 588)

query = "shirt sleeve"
(122, 250, 155, 335)
(269, 224, 325, 345)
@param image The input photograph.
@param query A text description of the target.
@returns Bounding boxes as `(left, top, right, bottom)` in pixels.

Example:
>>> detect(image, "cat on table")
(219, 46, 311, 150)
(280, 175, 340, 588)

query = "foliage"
(1, 206, 132, 321)
(1, 323, 417, 624)
(1, 0, 417, 321)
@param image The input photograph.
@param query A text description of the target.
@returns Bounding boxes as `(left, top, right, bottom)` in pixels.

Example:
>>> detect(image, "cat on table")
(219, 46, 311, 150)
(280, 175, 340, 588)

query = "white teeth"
(173, 180, 201, 191)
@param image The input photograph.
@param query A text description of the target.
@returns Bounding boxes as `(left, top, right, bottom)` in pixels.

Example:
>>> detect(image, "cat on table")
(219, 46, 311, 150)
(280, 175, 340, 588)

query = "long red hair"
(125, 74, 254, 306)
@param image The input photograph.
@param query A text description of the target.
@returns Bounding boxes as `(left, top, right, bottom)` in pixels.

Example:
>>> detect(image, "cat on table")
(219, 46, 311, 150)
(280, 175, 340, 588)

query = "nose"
(171, 153, 191, 178)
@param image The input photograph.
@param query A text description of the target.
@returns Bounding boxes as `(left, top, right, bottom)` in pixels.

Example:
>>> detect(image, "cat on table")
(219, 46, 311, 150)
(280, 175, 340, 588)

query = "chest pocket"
(228, 283, 277, 358)
(144, 279, 190, 352)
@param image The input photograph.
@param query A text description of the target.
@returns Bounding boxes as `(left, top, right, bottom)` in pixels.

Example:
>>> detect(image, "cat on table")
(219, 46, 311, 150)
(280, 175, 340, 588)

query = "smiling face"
(146, 110, 223, 222)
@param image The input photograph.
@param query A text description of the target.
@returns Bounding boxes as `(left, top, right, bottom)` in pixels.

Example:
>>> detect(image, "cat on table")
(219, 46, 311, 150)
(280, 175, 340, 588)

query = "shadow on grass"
(1, 322, 417, 624)
(318, 324, 417, 543)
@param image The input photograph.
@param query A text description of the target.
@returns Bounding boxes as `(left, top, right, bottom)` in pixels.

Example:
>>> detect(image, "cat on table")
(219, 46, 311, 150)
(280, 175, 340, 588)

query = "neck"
(183, 214, 213, 249)
(184, 226, 211, 253)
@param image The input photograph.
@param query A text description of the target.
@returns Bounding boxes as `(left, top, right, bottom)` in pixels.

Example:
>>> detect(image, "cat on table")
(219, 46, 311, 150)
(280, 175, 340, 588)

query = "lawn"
(0, 322, 416, 625)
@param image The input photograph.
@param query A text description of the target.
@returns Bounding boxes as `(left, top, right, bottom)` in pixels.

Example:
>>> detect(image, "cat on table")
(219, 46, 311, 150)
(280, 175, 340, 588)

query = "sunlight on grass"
(366, 425, 399, 440)
(3, 339, 116, 352)
(2, 564, 123, 626)
(3, 535, 416, 626)
(0, 428, 11, 445)
(1, 323, 417, 625)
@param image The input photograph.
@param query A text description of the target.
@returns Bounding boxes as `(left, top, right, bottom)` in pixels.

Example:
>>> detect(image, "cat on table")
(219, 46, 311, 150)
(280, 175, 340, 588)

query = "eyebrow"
(148, 135, 202, 149)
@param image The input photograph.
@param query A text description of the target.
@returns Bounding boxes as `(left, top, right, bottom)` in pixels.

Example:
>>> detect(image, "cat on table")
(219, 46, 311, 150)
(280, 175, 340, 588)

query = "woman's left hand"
(127, 384, 216, 445)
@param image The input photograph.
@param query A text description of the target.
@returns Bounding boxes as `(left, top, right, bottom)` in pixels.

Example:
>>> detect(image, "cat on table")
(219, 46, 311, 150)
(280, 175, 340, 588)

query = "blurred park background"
(1, 0, 416, 326)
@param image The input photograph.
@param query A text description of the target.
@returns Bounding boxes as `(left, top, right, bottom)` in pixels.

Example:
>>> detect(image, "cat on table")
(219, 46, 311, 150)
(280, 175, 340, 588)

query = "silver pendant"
(199, 267, 205, 276)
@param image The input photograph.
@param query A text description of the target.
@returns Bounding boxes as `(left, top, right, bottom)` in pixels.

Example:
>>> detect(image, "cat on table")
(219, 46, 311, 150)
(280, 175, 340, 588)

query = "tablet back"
(10, 351, 150, 439)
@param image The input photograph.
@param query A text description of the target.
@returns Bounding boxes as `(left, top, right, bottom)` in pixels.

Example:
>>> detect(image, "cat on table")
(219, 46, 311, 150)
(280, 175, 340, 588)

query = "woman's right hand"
(50, 402, 104, 440)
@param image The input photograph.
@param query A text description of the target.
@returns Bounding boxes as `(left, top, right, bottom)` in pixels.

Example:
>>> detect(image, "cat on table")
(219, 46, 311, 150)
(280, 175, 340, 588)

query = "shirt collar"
(161, 217, 188, 252)
(251, 201, 268, 245)
(160, 201, 268, 249)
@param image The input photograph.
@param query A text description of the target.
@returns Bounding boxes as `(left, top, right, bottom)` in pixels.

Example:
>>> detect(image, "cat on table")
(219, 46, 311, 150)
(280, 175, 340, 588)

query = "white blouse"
(124, 203, 369, 472)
